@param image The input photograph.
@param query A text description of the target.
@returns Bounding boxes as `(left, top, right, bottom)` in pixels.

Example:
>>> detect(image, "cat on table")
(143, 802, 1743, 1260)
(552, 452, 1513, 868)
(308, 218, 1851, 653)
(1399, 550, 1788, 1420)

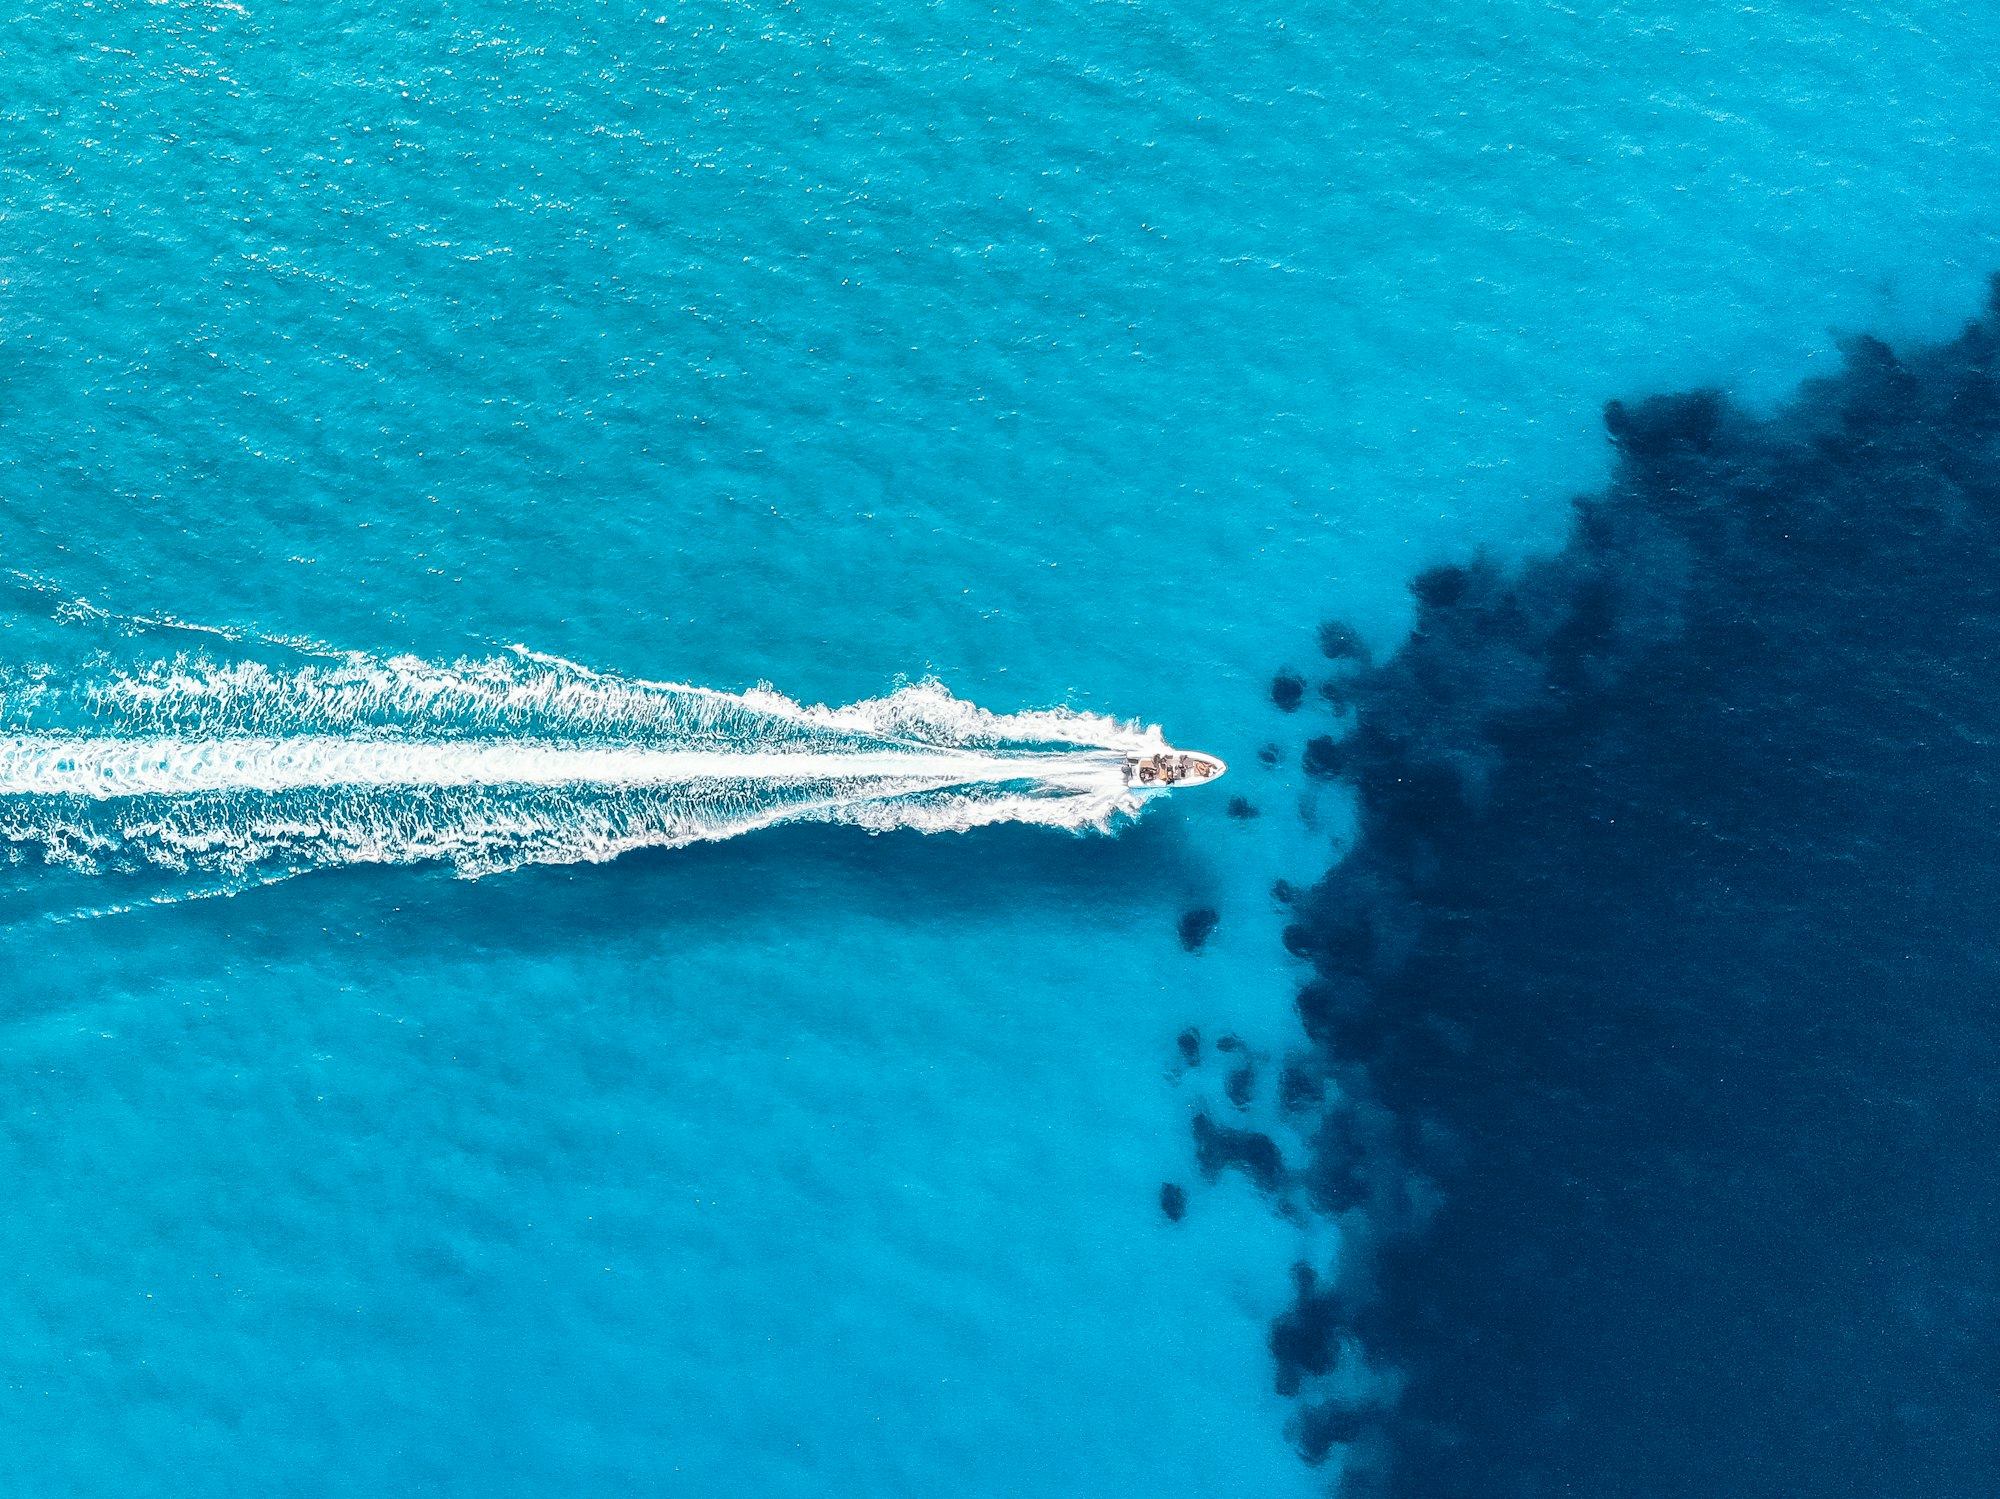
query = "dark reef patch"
(1226, 795, 1260, 820)
(1177, 907, 1220, 952)
(1270, 669, 1307, 712)
(1317, 622, 1368, 662)
(1277, 1060, 1323, 1113)
(1300, 734, 1346, 781)
(1270, 1264, 1346, 1398)
(1159, 1182, 1187, 1222)
(1317, 678, 1354, 711)
(1221, 281, 2000, 1496)
(1175, 1027, 1202, 1067)
(1191, 1112, 1284, 1194)
(1224, 1062, 1256, 1108)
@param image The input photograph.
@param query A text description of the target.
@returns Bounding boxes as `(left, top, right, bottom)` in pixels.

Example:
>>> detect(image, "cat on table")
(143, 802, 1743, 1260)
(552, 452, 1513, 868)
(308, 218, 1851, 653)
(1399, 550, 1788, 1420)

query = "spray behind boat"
(0, 619, 1244, 886)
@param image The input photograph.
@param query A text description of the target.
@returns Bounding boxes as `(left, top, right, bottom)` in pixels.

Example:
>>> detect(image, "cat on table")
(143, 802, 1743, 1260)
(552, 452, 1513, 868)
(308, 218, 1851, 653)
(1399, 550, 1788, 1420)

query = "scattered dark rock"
(1270, 1263, 1344, 1396)
(1602, 386, 1724, 456)
(1175, 1027, 1202, 1067)
(1257, 742, 1283, 767)
(1272, 879, 1299, 905)
(1301, 735, 1346, 780)
(1299, 1109, 1371, 1214)
(1177, 907, 1220, 952)
(1226, 795, 1260, 819)
(1226, 1064, 1257, 1107)
(1270, 669, 1306, 712)
(1291, 1401, 1370, 1468)
(1279, 1062, 1325, 1112)
(1409, 563, 1469, 609)
(1191, 1113, 1284, 1193)
(1159, 1182, 1187, 1222)
(1215, 1033, 1244, 1053)
(1318, 621, 1368, 662)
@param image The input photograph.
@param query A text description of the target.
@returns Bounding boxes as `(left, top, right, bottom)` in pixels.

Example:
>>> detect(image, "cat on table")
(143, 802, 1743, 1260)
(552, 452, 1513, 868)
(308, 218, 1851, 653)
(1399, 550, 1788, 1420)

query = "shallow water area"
(4, 0, 2000, 1493)
(1, 828, 1310, 1495)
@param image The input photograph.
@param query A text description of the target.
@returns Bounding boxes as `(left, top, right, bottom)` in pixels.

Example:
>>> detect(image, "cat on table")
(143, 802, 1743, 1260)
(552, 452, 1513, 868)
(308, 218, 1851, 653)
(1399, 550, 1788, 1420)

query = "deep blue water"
(1269, 312, 2000, 1493)
(4, 3, 1999, 1494)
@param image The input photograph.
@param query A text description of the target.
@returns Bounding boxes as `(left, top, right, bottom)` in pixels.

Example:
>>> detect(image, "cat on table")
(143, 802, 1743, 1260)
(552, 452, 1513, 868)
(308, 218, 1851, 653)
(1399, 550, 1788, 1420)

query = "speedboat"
(1124, 749, 1226, 788)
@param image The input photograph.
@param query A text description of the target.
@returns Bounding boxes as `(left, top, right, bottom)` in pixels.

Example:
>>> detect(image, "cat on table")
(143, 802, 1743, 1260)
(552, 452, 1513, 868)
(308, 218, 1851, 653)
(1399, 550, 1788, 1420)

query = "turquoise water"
(3, 2, 1998, 1493)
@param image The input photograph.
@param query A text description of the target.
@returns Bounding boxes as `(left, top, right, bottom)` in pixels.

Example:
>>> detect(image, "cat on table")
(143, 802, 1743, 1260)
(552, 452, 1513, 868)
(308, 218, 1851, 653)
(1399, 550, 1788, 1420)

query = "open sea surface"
(3, 3, 1998, 1494)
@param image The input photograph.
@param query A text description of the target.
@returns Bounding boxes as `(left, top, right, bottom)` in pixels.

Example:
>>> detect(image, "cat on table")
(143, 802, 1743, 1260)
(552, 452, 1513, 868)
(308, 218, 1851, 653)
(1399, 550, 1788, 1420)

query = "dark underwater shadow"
(1210, 280, 2000, 1499)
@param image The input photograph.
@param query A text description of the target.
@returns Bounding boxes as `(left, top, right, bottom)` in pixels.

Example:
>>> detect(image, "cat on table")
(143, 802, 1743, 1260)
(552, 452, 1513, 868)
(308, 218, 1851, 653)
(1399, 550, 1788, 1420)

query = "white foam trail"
(0, 738, 1122, 800)
(0, 648, 1171, 881)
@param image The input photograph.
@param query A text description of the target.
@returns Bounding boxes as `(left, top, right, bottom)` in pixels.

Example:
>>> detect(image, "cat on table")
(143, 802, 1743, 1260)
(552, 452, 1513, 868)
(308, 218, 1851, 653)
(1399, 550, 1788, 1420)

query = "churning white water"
(0, 647, 1172, 880)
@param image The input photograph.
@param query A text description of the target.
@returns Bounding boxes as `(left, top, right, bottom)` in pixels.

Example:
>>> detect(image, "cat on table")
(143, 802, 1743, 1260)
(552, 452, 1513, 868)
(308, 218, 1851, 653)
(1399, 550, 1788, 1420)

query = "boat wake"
(0, 629, 1172, 892)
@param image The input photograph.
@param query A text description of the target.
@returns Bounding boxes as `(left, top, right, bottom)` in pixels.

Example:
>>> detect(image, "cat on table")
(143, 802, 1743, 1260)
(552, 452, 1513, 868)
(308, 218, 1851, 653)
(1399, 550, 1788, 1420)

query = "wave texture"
(0, 646, 1164, 882)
